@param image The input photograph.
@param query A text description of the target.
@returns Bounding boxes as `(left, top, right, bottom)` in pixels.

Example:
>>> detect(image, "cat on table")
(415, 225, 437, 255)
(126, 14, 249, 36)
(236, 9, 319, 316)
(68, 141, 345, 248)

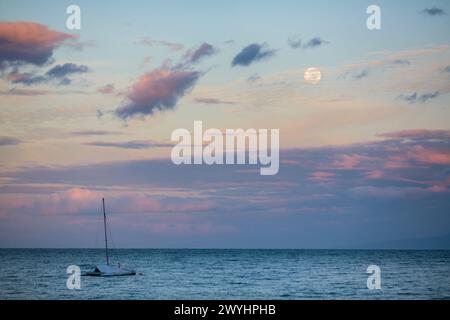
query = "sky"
(0, 0, 449, 248)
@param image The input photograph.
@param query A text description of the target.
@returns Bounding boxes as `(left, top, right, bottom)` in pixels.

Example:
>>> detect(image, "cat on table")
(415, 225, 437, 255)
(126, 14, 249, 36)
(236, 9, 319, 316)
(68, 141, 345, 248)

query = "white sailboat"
(86, 198, 136, 277)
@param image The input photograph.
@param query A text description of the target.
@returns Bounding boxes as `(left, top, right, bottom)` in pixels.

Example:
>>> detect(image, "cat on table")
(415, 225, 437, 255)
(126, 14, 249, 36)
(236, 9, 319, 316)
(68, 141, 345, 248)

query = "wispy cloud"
(0, 136, 22, 146)
(287, 36, 302, 49)
(96, 83, 115, 94)
(70, 130, 122, 136)
(0, 88, 48, 96)
(83, 140, 172, 149)
(0, 88, 86, 96)
(353, 69, 369, 79)
(46, 63, 88, 78)
(398, 91, 440, 104)
(302, 37, 329, 49)
(136, 37, 184, 51)
(64, 39, 96, 51)
(288, 36, 329, 50)
(231, 43, 276, 67)
(340, 69, 370, 80)
(308, 171, 336, 183)
(379, 129, 450, 141)
(6, 69, 47, 85)
(6, 63, 89, 86)
(194, 97, 235, 105)
(421, 7, 445, 16)
(183, 43, 218, 64)
(247, 73, 261, 83)
(337, 47, 449, 83)
(392, 59, 411, 65)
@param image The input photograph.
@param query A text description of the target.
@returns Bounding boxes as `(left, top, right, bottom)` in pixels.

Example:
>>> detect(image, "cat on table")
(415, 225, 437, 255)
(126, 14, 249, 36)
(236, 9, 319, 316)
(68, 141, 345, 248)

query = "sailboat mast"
(102, 198, 109, 265)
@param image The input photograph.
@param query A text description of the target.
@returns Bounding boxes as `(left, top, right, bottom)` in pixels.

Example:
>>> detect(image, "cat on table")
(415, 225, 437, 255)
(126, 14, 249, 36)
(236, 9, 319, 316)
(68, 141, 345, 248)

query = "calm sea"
(0, 249, 449, 299)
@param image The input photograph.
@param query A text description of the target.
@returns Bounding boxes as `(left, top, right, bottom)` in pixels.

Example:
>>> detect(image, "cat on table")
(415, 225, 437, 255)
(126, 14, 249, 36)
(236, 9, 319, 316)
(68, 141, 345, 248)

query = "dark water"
(0, 249, 449, 299)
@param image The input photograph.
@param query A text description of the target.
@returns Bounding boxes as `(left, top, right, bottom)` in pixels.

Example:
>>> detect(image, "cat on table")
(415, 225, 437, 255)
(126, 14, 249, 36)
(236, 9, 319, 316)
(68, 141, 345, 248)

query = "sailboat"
(86, 198, 136, 276)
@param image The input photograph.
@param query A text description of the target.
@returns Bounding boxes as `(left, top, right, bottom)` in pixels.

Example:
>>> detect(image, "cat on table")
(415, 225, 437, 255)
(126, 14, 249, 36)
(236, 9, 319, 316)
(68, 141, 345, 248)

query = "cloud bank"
(3, 129, 449, 247)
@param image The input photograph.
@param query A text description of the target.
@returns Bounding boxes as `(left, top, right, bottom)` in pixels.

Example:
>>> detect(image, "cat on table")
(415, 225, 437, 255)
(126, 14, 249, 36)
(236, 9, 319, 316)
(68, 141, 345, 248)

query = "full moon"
(304, 67, 322, 84)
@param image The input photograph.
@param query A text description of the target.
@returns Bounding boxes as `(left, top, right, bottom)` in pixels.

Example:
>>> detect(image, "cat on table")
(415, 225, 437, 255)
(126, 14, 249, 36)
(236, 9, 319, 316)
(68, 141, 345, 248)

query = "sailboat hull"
(88, 199, 136, 277)
(85, 271, 136, 277)
(85, 264, 136, 277)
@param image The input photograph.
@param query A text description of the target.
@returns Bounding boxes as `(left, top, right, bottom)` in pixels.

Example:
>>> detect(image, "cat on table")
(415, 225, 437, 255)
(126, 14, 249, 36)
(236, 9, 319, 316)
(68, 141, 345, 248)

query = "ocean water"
(0, 249, 449, 300)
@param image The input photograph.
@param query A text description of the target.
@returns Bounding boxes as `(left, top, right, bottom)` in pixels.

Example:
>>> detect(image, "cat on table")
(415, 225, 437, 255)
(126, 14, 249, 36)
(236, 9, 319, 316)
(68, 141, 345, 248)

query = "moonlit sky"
(0, 0, 450, 248)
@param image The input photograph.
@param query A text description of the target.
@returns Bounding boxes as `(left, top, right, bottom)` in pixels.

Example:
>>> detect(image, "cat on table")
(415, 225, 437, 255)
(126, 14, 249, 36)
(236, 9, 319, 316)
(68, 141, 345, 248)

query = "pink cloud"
(328, 154, 374, 170)
(409, 145, 450, 165)
(115, 68, 200, 119)
(0, 188, 101, 216)
(427, 185, 448, 193)
(384, 154, 413, 169)
(37, 188, 101, 215)
(383, 145, 450, 169)
(0, 21, 77, 66)
(425, 176, 450, 193)
(281, 159, 301, 165)
(97, 83, 115, 94)
(365, 170, 384, 179)
(0, 188, 216, 217)
(309, 171, 336, 182)
(379, 129, 450, 141)
(120, 194, 215, 213)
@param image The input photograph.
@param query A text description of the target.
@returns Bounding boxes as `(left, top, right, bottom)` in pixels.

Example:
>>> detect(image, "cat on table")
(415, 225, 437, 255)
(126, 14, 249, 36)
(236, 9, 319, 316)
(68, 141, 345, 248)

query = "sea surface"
(1, 249, 449, 299)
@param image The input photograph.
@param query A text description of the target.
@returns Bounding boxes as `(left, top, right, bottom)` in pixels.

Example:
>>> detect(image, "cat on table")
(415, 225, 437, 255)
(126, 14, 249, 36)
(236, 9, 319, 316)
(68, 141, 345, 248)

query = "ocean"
(0, 249, 449, 300)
